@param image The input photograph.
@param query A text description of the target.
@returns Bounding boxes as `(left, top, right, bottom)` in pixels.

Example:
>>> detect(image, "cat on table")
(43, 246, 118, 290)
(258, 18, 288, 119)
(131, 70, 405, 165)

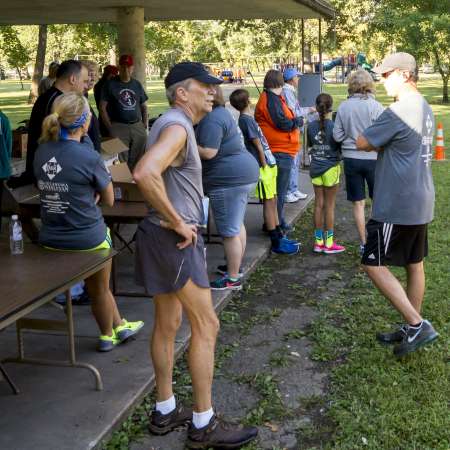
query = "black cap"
(164, 61, 223, 89)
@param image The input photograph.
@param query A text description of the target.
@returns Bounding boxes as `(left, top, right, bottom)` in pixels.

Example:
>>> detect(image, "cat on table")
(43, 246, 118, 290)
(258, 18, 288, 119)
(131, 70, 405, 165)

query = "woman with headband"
(34, 92, 144, 352)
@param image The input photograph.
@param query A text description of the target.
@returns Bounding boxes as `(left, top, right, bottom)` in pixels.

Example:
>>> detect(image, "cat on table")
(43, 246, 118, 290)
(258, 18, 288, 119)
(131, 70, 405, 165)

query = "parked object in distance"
(422, 64, 435, 74)
(220, 70, 234, 83)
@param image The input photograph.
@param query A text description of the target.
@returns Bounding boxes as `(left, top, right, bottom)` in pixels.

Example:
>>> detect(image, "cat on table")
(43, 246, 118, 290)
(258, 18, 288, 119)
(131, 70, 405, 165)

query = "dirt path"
(129, 190, 360, 450)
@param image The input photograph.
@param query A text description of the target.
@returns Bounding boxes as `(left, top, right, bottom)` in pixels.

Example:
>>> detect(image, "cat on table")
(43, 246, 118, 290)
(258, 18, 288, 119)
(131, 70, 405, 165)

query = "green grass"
(1, 75, 448, 133)
(3, 73, 448, 450)
(309, 162, 450, 450)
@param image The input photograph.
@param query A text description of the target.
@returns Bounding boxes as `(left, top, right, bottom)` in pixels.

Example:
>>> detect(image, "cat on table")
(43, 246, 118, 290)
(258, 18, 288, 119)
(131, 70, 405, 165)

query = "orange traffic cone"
(434, 122, 446, 161)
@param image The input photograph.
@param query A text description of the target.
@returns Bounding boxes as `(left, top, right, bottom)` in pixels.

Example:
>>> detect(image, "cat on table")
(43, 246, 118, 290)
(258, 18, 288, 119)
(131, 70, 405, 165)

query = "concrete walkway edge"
(94, 191, 314, 449)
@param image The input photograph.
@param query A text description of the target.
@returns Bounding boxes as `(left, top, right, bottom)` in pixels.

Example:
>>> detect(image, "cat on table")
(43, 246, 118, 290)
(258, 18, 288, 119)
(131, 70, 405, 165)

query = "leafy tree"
(0, 26, 31, 89)
(371, 0, 449, 102)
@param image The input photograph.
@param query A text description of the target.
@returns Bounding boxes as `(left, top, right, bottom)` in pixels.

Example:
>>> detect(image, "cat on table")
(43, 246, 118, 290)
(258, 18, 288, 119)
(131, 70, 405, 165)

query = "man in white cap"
(356, 52, 438, 357)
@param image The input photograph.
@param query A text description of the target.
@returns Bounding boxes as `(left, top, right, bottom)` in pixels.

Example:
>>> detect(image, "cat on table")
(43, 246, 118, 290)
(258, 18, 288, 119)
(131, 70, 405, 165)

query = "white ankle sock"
(155, 395, 176, 415)
(192, 407, 214, 429)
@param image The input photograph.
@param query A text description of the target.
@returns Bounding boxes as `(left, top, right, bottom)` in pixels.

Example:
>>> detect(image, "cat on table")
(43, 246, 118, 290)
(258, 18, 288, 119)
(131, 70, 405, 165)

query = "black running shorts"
(135, 219, 210, 296)
(361, 219, 428, 267)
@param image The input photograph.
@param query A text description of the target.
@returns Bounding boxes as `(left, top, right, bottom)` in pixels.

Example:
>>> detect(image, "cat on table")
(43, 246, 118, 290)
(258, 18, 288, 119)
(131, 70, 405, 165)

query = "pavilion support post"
(117, 7, 146, 87)
(318, 18, 323, 77)
(301, 19, 305, 72)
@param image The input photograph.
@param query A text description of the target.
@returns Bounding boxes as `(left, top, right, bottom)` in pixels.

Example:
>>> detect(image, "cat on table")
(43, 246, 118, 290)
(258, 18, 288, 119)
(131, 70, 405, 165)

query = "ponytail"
(40, 112, 61, 143)
(315, 93, 333, 136)
(38, 92, 90, 144)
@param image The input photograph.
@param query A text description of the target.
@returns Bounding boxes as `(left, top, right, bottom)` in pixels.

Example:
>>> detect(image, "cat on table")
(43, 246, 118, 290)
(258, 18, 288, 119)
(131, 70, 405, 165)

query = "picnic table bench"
(0, 238, 116, 394)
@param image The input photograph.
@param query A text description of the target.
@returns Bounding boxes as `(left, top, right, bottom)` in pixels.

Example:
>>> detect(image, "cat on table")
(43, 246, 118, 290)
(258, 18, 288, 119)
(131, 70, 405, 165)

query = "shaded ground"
(107, 164, 450, 450)
(110, 189, 359, 450)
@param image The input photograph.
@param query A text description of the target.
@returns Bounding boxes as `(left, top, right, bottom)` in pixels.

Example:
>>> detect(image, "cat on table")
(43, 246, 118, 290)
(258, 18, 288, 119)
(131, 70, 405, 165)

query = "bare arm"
(99, 100, 112, 134)
(140, 102, 148, 129)
(198, 145, 218, 160)
(97, 182, 114, 207)
(251, 138, 267, 167)
(356, 135, 381, 152)
(133, 124, 196, 249)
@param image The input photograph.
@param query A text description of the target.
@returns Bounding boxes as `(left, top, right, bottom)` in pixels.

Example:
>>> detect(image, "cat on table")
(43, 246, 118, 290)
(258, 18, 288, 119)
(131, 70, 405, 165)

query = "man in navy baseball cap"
(164, 61, 223, 89)
(133, 59, 258, 449)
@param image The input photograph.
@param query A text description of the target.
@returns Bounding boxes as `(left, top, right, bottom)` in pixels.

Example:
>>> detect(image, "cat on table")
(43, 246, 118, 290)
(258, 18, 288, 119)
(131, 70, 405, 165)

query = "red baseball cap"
(119, 54, 134, 67)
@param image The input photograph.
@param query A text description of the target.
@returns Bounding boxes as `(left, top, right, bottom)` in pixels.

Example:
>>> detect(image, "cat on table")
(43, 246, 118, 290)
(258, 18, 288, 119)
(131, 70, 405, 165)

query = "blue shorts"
(208, 183, 255, 237)
(343, 158, 376, 202)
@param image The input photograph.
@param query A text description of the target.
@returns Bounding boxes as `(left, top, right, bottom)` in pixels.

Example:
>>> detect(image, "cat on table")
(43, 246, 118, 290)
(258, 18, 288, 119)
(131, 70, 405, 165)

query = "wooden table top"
(0, 239, 116, 327)
(18, 196, 148, 221)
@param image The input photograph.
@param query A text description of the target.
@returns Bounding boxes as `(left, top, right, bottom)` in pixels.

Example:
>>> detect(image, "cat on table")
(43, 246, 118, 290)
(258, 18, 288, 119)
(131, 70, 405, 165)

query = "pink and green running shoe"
(323, 242, 346, 254)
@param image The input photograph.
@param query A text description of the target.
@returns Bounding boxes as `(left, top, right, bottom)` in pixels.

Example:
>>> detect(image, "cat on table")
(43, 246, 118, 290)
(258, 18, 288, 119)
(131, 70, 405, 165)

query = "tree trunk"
(443, 76, 449, 104)
(432, 46, 449, 104)
(16, 68, 24, 90)
(28, 24, 47, 104)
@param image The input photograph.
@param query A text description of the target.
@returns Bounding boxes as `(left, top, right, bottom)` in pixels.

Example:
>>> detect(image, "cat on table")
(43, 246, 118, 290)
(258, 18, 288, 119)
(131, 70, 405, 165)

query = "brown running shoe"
(148, 404, 192, 435)
(186, 414, 258, 449)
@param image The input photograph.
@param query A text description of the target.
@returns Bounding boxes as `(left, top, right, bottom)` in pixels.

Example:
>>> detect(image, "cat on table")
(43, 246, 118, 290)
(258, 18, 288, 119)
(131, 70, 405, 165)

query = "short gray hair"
(347, 69, 375, 95)
(166, 79, 192, 105)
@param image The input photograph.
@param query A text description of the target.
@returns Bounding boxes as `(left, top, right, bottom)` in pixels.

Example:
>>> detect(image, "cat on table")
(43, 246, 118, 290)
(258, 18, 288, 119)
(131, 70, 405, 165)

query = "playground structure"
(316, 52, 378, 82)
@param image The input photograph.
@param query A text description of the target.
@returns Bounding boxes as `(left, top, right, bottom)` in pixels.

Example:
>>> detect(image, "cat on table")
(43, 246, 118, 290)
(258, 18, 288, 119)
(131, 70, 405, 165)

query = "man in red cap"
(99, 54, 148, 169)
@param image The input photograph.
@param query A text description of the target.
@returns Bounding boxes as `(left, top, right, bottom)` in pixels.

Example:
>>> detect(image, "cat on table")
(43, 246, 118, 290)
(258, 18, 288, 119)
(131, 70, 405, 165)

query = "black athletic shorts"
(135, 219, 210, 296)
(343, 158, 376, 202)
(361, 219, 428, 267)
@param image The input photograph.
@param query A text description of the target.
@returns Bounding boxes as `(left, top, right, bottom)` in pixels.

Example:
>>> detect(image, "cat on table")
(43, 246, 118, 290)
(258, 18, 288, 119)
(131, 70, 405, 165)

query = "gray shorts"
(135, 219, 210, 296)
(208, 183, 255, 237)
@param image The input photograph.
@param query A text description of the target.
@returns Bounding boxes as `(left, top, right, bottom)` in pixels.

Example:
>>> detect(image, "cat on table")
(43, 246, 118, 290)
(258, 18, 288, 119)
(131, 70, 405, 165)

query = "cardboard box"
(109, 162, 144, 202)
(12, 130, 28, 158)
(101, 137, 128, 156)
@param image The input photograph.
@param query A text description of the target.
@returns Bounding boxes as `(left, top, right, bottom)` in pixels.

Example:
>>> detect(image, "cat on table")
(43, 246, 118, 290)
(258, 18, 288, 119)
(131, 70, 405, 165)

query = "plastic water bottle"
(10, 215, 24, 255)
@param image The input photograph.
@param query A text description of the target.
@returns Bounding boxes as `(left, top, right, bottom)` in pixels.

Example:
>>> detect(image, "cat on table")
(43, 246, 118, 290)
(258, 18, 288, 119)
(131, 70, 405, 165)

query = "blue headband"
(59, 110, 89, 140)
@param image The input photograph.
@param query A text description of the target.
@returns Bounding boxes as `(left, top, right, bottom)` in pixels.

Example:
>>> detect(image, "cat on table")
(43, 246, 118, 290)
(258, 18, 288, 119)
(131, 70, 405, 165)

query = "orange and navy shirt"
(254, 89, 302, 157)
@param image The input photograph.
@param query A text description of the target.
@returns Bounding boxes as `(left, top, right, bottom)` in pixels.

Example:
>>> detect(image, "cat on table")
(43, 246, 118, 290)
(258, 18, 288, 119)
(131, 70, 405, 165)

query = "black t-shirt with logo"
(101, 76, 148, 124)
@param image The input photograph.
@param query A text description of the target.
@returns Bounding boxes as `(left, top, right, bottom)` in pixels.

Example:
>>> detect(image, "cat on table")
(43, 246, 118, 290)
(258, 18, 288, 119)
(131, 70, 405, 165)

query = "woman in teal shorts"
(307, 93, 345, 255)
(34, 92, 143, 352)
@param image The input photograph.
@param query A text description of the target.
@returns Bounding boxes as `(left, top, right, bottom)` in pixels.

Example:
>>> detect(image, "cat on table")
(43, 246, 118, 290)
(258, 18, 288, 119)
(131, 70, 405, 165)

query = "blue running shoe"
(281, 237, 301, 247)
(271, 240, 300, 255)
(210, 276, 242, 291)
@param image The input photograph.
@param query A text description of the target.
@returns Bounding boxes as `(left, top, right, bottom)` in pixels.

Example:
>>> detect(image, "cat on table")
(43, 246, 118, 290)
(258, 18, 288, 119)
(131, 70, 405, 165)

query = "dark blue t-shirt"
(34, 140, 111, 249)
(101, 76, 148, 124)
(307, 119, 341, 178)
(196, 106, 259, 192)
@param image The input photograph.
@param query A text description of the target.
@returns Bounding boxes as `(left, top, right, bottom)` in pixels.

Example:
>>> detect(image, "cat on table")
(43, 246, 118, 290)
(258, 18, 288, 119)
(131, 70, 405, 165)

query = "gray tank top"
(146, 108, 204, 226)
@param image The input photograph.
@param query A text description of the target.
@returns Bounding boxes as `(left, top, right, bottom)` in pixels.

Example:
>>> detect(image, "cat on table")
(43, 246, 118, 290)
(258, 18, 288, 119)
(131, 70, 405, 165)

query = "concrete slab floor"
(0, 171, 313, 450)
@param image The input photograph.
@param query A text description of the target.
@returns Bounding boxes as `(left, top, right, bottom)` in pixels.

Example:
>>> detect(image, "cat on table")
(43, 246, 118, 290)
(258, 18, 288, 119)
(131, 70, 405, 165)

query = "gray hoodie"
(333, 93, 384, 160)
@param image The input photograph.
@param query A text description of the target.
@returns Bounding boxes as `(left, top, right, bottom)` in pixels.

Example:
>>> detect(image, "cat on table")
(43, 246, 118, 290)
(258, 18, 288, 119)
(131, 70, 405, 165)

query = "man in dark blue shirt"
(99, 54, 148, 170)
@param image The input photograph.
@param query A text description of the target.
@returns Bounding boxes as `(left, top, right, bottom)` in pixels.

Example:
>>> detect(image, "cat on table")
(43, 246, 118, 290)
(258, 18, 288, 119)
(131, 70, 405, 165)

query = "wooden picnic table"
(15, 194, 148, 297)
(0, 238, 116, 394)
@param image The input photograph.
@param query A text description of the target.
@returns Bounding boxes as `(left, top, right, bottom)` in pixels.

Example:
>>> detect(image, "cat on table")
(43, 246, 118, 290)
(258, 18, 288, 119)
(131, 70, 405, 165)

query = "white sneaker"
(285, 193, 299, 203)
(294, 190, 308, 200)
